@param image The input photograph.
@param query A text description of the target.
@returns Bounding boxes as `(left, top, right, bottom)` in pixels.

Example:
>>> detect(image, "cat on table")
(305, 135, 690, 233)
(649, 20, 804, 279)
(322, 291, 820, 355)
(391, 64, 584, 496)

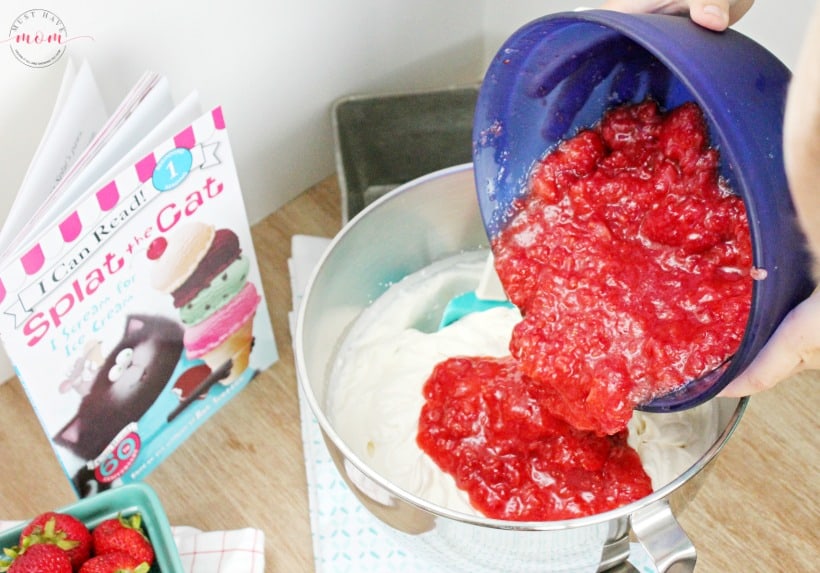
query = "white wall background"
(0, 0, 815, 382)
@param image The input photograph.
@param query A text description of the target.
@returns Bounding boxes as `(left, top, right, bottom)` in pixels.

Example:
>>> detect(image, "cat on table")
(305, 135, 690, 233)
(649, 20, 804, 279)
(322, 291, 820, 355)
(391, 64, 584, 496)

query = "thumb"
(688, 0, 755, 31)
(598, 0, 755, 31)
(720, 290, 820, 397)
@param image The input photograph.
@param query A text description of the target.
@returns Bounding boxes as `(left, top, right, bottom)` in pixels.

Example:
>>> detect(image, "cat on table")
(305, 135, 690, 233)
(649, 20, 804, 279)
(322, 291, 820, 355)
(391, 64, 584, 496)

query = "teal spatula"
(438, 253, 515, 329)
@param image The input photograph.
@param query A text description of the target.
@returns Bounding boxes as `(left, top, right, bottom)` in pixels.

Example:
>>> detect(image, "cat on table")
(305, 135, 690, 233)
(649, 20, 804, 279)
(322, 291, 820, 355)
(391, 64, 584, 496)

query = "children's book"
(0, 59, 278, 497)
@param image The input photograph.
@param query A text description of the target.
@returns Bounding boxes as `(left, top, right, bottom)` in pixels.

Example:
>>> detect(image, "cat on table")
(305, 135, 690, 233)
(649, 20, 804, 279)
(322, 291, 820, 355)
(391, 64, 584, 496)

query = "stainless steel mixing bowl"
(295, 164, 747, 572)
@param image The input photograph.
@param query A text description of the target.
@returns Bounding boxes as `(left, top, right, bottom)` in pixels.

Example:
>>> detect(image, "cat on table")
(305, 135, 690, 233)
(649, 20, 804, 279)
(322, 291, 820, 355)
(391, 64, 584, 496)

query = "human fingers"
(688, 0, 755, 30)
(719, 290, 820, 397)
(687, 0, 732, 30)
(598, 0, 755, 31)
(598, 1, 690, 16)
(783, 1, 820, 271)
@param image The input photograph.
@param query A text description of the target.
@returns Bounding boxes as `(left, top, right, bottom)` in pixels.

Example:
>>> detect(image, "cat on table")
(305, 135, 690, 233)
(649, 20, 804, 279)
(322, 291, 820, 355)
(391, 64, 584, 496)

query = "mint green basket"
(0, 482, 183, 573)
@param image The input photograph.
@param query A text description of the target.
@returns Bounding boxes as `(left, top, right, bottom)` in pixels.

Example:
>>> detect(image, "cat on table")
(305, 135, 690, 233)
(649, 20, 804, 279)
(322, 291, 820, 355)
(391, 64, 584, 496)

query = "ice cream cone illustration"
(145, 221, 261, 388)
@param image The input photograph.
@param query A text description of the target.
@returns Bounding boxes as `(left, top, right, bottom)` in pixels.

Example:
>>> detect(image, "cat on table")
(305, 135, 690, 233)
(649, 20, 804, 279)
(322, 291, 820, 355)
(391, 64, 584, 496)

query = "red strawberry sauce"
(417, 100, 752, 520)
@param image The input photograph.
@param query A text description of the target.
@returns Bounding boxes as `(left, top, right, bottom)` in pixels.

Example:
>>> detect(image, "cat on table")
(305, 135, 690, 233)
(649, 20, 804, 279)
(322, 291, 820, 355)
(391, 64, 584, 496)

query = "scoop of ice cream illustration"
(59, 339, 104, 397)
(145, 221, 261, 387)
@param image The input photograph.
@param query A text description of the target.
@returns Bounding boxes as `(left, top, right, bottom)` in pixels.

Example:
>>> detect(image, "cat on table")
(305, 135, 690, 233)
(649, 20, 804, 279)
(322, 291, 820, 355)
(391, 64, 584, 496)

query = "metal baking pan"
(332, 85, 478, 223)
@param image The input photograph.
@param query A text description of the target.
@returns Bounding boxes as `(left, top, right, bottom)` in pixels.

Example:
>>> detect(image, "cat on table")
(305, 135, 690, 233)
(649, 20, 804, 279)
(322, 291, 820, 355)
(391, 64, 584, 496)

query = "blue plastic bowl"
(473, 10, 814, 411)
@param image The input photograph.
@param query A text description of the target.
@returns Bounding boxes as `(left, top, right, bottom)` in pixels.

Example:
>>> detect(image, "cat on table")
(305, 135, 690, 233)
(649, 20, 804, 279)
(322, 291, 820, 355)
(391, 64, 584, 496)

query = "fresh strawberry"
(18, 511, 92, 570)
(91, 514, 154, 566)
(77, 552, 150, 573)
(3, 542, 73, 573)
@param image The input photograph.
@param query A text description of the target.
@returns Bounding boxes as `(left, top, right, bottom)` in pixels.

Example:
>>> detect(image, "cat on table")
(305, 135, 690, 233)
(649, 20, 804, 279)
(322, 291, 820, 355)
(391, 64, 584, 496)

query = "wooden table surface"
(0, 176, 817, 572)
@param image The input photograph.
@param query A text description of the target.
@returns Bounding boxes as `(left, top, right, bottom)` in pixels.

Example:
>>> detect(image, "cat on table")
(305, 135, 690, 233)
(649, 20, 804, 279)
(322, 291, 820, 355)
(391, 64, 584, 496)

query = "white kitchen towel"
(287, 234, 334, 336)
(288, 234, 658, 573)
(172, 526, 264, 573)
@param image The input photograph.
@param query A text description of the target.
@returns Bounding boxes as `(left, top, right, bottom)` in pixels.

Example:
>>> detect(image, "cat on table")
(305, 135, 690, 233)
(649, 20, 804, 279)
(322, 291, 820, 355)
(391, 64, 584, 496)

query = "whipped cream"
(328, 251, 719, 517)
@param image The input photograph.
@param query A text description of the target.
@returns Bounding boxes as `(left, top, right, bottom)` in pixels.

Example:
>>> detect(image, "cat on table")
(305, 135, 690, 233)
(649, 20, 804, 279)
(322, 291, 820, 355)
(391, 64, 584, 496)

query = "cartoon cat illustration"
(54, 314, 184, 493)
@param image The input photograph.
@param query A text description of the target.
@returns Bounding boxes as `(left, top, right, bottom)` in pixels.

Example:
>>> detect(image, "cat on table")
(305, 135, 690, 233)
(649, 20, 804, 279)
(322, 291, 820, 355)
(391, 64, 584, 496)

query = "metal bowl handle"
(630, 500, 697, 572)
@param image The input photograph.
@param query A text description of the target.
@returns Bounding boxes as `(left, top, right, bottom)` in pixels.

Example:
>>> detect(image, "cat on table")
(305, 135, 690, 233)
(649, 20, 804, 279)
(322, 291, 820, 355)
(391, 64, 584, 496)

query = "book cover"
(0, 63, 278, 497)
